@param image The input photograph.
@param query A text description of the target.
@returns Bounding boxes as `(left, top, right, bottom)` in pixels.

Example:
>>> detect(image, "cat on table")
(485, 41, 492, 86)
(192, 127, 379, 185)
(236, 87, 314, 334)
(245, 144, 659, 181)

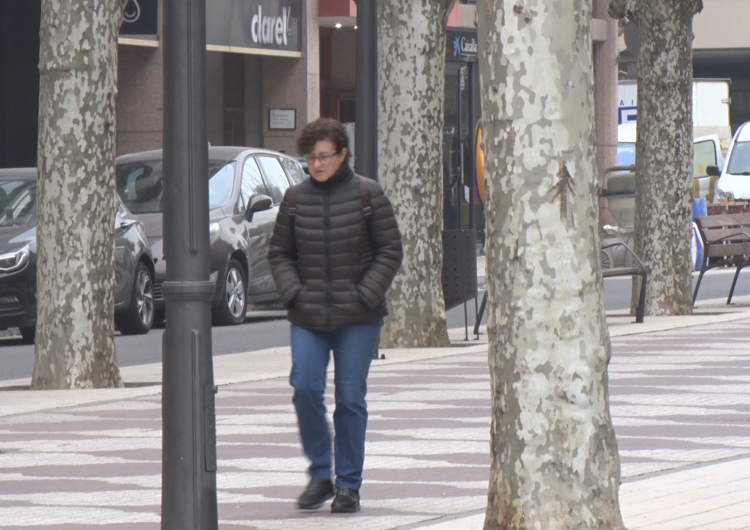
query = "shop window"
(339, 100, 355, 123)
(223, 53, 245, 146)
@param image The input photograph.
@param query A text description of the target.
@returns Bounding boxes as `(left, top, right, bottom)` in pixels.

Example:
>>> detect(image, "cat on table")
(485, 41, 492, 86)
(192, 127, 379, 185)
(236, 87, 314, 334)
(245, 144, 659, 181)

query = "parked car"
(715, 121, 750, 202)
(0, 168, 156, 343)
(115, 147, 307, 325)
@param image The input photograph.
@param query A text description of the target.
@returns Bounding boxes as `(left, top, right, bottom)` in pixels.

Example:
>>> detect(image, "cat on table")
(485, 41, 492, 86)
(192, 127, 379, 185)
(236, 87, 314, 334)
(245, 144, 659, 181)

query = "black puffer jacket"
(268, 164, 403, 331)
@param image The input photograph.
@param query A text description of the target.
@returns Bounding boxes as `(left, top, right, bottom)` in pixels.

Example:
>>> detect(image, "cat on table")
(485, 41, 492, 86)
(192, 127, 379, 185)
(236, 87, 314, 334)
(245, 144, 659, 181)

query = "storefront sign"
(269, 109, 296, 130)
(207, 0, 302, 57)
(119, 0, 158, 36)
(447, 28, 478, 63)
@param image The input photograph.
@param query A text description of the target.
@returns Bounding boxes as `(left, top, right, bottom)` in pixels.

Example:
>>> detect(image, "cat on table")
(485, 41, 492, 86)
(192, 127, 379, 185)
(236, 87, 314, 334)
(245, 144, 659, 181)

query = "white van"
(715, 121, 750, 202)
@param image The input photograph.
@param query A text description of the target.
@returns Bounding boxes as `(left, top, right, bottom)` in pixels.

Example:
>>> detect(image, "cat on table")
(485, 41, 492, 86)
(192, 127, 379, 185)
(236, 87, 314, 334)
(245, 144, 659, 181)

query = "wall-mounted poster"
(269, 109, 296, 130)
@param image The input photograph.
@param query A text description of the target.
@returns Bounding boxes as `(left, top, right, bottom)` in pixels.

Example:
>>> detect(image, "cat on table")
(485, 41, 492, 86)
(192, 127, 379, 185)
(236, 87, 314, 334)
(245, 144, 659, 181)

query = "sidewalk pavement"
(2, 293, 750, 528)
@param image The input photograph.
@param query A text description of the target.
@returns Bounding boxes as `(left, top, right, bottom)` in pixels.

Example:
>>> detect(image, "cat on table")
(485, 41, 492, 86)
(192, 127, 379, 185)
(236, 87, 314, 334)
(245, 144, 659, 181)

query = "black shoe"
(297, 478, 335, 510)
(331, 487, 360, 513)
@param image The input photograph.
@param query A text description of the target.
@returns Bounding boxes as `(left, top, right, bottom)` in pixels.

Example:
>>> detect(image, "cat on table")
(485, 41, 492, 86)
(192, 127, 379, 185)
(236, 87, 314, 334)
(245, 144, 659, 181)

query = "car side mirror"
(706, 165, 721, 177)
(245, 194, 273, 221)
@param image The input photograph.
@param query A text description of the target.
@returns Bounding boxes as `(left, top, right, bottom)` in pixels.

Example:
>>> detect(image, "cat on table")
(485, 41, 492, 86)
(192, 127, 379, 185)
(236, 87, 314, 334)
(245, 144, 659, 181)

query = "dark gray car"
(0, 168, 156, 343)
(115, 146, 306, 325)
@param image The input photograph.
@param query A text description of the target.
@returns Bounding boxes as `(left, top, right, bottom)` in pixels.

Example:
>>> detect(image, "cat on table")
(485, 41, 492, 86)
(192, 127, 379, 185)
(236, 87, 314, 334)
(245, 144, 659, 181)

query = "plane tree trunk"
(478, 1, 625, 527)
(610, 0, 704, 315)
(32, 0, 125, 389)
(378, 0, 456, 348)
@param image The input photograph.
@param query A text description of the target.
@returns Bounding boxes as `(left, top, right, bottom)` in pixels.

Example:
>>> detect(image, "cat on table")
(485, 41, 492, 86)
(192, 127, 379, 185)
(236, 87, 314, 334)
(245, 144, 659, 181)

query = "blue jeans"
(289, 320, 382, 490)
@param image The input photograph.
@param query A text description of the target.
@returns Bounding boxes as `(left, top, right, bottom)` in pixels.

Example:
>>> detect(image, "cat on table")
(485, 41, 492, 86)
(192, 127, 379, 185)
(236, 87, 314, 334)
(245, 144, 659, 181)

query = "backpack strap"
(359, 176, 372, 225)
(288, 185, 299, 220)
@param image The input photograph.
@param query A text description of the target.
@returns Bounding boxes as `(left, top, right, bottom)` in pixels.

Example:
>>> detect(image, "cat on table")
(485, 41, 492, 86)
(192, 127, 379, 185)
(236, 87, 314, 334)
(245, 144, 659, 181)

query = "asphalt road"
(1, 269, 748, 382)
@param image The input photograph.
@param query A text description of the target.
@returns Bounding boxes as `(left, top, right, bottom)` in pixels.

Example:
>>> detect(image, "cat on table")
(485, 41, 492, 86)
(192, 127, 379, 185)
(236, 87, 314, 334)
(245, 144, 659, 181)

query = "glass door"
(443, 62, 475, 230)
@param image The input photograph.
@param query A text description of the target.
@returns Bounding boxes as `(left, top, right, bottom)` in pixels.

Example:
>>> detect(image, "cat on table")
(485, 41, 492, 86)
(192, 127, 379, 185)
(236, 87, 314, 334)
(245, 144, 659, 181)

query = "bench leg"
(692, 267, 708, 306)
(473, 289, 487, 338)
(635, 272, 647, 323)
(727, 265, 746, 305)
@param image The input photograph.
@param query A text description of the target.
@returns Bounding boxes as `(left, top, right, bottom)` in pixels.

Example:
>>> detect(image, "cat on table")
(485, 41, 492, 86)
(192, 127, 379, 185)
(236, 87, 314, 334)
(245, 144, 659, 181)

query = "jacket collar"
(309, 162, 354, 190)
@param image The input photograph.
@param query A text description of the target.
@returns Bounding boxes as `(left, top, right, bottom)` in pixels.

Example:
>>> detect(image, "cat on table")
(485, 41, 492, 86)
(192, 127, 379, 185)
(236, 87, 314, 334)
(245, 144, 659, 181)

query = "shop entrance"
(443, 36, 482, 240)
(442, 29, 483, 326)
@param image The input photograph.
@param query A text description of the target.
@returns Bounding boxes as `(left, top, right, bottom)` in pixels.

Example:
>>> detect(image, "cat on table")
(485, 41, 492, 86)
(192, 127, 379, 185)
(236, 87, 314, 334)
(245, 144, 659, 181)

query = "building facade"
(117, 0, 319, 156)
(1, 0, 749, 171)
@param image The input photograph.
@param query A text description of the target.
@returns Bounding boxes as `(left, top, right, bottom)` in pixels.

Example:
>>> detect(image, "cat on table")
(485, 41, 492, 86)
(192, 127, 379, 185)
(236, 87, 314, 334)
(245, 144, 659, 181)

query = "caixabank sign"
(447, 28, 478, 63)
(207, 0, 303, 57)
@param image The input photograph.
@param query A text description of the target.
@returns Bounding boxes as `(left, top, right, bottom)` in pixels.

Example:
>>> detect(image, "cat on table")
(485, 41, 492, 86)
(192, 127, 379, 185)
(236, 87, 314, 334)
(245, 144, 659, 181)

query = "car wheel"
(212, 259, 247, 326)
(19, 325, 35, 344)
(115, 261, 155, 335)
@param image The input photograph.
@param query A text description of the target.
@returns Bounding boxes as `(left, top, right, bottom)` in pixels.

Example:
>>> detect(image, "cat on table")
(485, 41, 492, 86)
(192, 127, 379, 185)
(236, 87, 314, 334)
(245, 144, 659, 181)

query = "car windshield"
(727, 141, 750, 175)
(116, 159, 237, 213)
(0, 180, 36, 227)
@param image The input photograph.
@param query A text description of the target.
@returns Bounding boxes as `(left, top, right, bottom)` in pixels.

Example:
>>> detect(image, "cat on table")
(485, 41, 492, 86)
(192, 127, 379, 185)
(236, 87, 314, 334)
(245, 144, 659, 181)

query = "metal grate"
(442, 229, 478, 310)
(153, 281, 164, 301)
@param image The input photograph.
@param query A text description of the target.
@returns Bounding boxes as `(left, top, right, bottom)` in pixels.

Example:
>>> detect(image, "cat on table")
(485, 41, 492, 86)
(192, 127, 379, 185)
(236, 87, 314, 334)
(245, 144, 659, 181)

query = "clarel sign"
(207, 0, 302, 56)
(250, 5, 292, 47)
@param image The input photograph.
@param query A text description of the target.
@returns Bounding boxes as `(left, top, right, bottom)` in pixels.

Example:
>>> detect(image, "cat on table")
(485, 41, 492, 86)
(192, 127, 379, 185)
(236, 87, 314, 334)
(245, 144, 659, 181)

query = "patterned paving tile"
(1, 320, 750, 528)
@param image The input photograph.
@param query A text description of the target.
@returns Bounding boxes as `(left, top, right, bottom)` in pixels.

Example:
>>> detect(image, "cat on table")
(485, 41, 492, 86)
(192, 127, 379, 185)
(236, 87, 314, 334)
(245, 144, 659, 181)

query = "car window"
(208, 162, 236, 208)
(0, 182, 36, 227)
(116, 158, 235, 212)
(116, 160, 164, 214)
(281, 157, 306, 184)
(257, 156, 291, 204)
(240, 157, 269, 210)
(694, 140, 718, 177)
(727, 141, 750, 175)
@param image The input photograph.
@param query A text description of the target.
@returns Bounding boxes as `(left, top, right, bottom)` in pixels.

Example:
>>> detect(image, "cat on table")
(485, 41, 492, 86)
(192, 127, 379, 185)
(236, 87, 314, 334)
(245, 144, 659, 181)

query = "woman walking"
(268, 118, 403, 513)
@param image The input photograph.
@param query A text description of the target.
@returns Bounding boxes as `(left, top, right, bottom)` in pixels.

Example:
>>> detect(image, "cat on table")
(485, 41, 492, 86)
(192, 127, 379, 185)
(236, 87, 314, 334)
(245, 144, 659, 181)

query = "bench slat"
(697, 213, 750, 230)
(701, 228, 750, 244)
(705, 242, 750, 258)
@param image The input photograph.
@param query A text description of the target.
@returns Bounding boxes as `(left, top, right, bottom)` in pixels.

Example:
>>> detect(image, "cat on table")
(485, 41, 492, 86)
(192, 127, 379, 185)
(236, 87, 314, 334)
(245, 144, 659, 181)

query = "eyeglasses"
(305, 152, 339, 164)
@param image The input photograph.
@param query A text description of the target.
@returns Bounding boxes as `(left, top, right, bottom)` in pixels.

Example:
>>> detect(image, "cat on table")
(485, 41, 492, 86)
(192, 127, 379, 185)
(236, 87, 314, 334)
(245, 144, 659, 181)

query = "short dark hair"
(297, 118, 351, 160)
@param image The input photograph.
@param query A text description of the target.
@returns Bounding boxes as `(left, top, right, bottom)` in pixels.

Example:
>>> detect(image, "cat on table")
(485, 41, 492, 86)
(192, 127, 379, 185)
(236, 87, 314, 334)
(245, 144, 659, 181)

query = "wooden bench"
(601, 242, 648, 323)
(694, 213, 750, 305)
(471, 240, 648, 338)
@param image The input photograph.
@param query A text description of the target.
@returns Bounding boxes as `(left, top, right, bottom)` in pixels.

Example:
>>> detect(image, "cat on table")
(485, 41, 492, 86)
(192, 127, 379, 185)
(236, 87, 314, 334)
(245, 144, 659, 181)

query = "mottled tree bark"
(616, 0, 702, 316)
(32, 1, 125, 389)
(478, 1, 624, 528)
(378, 0, 455, 348)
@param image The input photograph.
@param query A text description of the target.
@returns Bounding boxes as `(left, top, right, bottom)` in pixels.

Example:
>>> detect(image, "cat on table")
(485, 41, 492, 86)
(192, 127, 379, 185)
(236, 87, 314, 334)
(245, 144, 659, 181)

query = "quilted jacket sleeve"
(356, 180, 403, 309)
(268, 186, 303, 309)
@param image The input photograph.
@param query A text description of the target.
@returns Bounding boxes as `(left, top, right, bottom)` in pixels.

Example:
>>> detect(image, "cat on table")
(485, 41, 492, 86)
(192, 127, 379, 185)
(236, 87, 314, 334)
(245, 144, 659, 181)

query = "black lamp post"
(161, 0, 218, 527)
(355, 0, 380, 359)
(354, 0, 378, 183)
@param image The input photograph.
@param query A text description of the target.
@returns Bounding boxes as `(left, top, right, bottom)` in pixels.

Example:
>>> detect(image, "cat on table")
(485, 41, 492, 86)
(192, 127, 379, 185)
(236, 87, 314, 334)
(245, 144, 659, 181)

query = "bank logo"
(124, 0, 141, 23)
(453, 35, 461, 57)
